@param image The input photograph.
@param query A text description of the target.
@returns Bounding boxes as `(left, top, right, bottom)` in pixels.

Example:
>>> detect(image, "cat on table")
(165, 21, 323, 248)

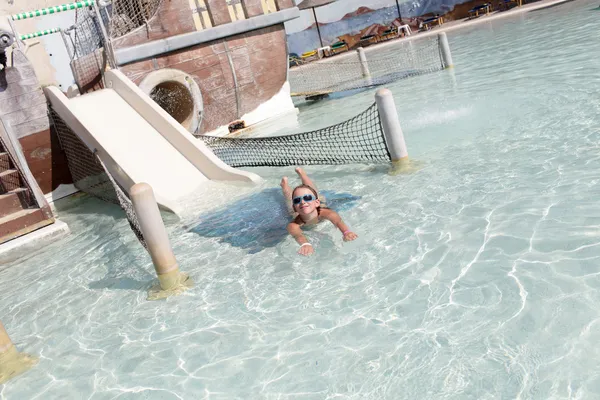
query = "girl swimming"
(280, 168, 358, 256)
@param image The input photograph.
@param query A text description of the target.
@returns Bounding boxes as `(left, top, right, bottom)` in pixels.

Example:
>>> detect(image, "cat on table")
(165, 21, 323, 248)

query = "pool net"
(289, 37, 445, 96)
(198, 102, 391, 167)
(49, 99, 391, 246)
(50, 109, 147, 250)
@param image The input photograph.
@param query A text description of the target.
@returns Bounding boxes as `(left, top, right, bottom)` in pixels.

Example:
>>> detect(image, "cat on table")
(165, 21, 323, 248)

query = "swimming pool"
(3, 0, 600, 397)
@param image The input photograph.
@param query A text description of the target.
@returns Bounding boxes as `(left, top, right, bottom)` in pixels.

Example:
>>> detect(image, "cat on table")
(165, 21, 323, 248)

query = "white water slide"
(45, 70, 261, 215)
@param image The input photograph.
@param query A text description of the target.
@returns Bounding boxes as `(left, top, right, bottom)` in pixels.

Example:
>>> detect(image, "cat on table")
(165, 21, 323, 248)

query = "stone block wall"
(112, 0, 197, 49)
(111, 0, 292, 133)
(119, 24, 289, 133)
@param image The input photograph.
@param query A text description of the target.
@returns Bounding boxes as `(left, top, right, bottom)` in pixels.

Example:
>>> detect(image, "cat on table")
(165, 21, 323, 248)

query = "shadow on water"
(88, 275, 152, 291)
(294, 88, 371, 111)
(189, 188, 361, 254)
(49, 194, 156, 291)
(87, 239, 155, 291)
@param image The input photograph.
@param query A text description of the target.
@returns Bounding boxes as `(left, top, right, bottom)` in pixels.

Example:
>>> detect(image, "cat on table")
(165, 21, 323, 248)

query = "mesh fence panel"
(289, 37, 444, 96)
(50, 109, 147, 249)
(108, 0, 163, 38)
(199, 102, 390, 167)
(63, 8, 107, 93)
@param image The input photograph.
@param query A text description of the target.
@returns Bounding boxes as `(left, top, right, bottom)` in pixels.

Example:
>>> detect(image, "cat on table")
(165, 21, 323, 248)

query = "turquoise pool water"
(3, 0, 600, 397)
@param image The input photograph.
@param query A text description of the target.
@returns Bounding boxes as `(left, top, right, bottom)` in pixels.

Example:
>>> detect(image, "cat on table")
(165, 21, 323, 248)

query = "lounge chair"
(288, 55, 302, 67)
(330, 41, 349, 55)
(421, 15, 444, 30)
(359, 34, 379, 46)
(379, 28, 398, 41)
(468, 3, 492, 18)
(501, 0, 521, 9)
(301, 50, 319, 61)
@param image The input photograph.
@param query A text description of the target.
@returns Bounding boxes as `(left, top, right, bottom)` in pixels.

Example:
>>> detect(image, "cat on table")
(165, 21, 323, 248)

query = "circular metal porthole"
(139, 69, 203, 134)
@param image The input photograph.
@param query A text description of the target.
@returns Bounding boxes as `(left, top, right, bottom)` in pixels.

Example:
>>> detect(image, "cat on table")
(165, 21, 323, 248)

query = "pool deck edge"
(0, 219, 70, 265)
(323, 0, 574, 60)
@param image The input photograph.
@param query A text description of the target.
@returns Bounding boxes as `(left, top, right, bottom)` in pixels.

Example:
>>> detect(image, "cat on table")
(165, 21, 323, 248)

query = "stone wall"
(119, 24, 289, 133)
(111, 0, 292, 133)
(111, 0, 198, 49)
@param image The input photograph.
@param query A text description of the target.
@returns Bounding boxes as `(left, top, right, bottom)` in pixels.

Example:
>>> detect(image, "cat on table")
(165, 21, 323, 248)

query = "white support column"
(438, 32, 453, 69)
(375, 88, 409, 173)
(130, 183, 193, 300)
(357, 47, 370, 78)
(357, 47, 373, 86)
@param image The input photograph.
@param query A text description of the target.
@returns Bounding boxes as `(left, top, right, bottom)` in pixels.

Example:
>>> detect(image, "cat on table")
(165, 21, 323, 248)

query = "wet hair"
(292, 184, 323, 215)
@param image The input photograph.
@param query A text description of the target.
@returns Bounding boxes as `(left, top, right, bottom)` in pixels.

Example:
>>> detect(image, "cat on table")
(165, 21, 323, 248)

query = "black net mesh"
(199, 102, 391, 167)
(108, 0, 163, 38)
(49, 108, 147, 249)
(48, 98, 392, 246)
(289, 37, 444, 96)
(62, 8, 107, 93)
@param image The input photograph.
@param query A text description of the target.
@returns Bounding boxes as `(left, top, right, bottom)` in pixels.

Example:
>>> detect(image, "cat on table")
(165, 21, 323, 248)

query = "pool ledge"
(0, 220, 70, 265)
(326, 0, 575, 61)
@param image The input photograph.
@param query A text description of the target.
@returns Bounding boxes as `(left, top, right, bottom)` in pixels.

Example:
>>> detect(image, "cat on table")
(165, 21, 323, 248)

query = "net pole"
(357, 47, 372, 82)
(11, 0, 95, 20)
(438, 32, 454, 69)
(375, 88, 408, 166)
(92, 0, 116, 69)
(130, 183, 193, 300)
(357, 47, 370, 77)
(58, 28, 72, 58)
(0, 321, 38, 384)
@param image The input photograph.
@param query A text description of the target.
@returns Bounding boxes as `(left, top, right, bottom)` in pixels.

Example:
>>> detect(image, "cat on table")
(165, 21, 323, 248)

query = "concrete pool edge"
(320, 0, 574, 61)
(0, 219, 70, 266)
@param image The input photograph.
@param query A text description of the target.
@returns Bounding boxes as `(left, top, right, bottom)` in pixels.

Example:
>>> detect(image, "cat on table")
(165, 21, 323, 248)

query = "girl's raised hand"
(298, 243, 314, 256)
(343, 231, 358, 242)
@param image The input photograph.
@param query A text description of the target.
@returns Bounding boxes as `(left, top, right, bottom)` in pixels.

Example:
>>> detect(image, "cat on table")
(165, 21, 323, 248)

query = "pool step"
(0, 208, 54, 245)
(0, 123, 56, 247)
(0, 189, 31, 218)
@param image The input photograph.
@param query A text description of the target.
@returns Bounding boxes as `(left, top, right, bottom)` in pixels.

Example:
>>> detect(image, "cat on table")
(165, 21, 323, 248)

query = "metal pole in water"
(375, 88, 409, 172)
(0, 321, 38, 384)
(438, 32, 454, 69)
(130, 183, 193, 300)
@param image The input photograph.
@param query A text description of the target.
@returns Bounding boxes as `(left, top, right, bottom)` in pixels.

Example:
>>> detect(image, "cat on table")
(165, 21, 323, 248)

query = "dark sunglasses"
(292, 194, 316, 205)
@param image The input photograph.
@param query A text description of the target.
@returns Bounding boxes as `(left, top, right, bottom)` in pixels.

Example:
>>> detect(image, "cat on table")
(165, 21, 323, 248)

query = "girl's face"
(292, 187, 320, 215)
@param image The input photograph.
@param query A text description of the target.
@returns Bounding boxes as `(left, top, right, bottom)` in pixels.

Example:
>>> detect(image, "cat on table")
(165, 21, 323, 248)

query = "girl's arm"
(287, 222, 314, 256)
(320, 209, 358, 241)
